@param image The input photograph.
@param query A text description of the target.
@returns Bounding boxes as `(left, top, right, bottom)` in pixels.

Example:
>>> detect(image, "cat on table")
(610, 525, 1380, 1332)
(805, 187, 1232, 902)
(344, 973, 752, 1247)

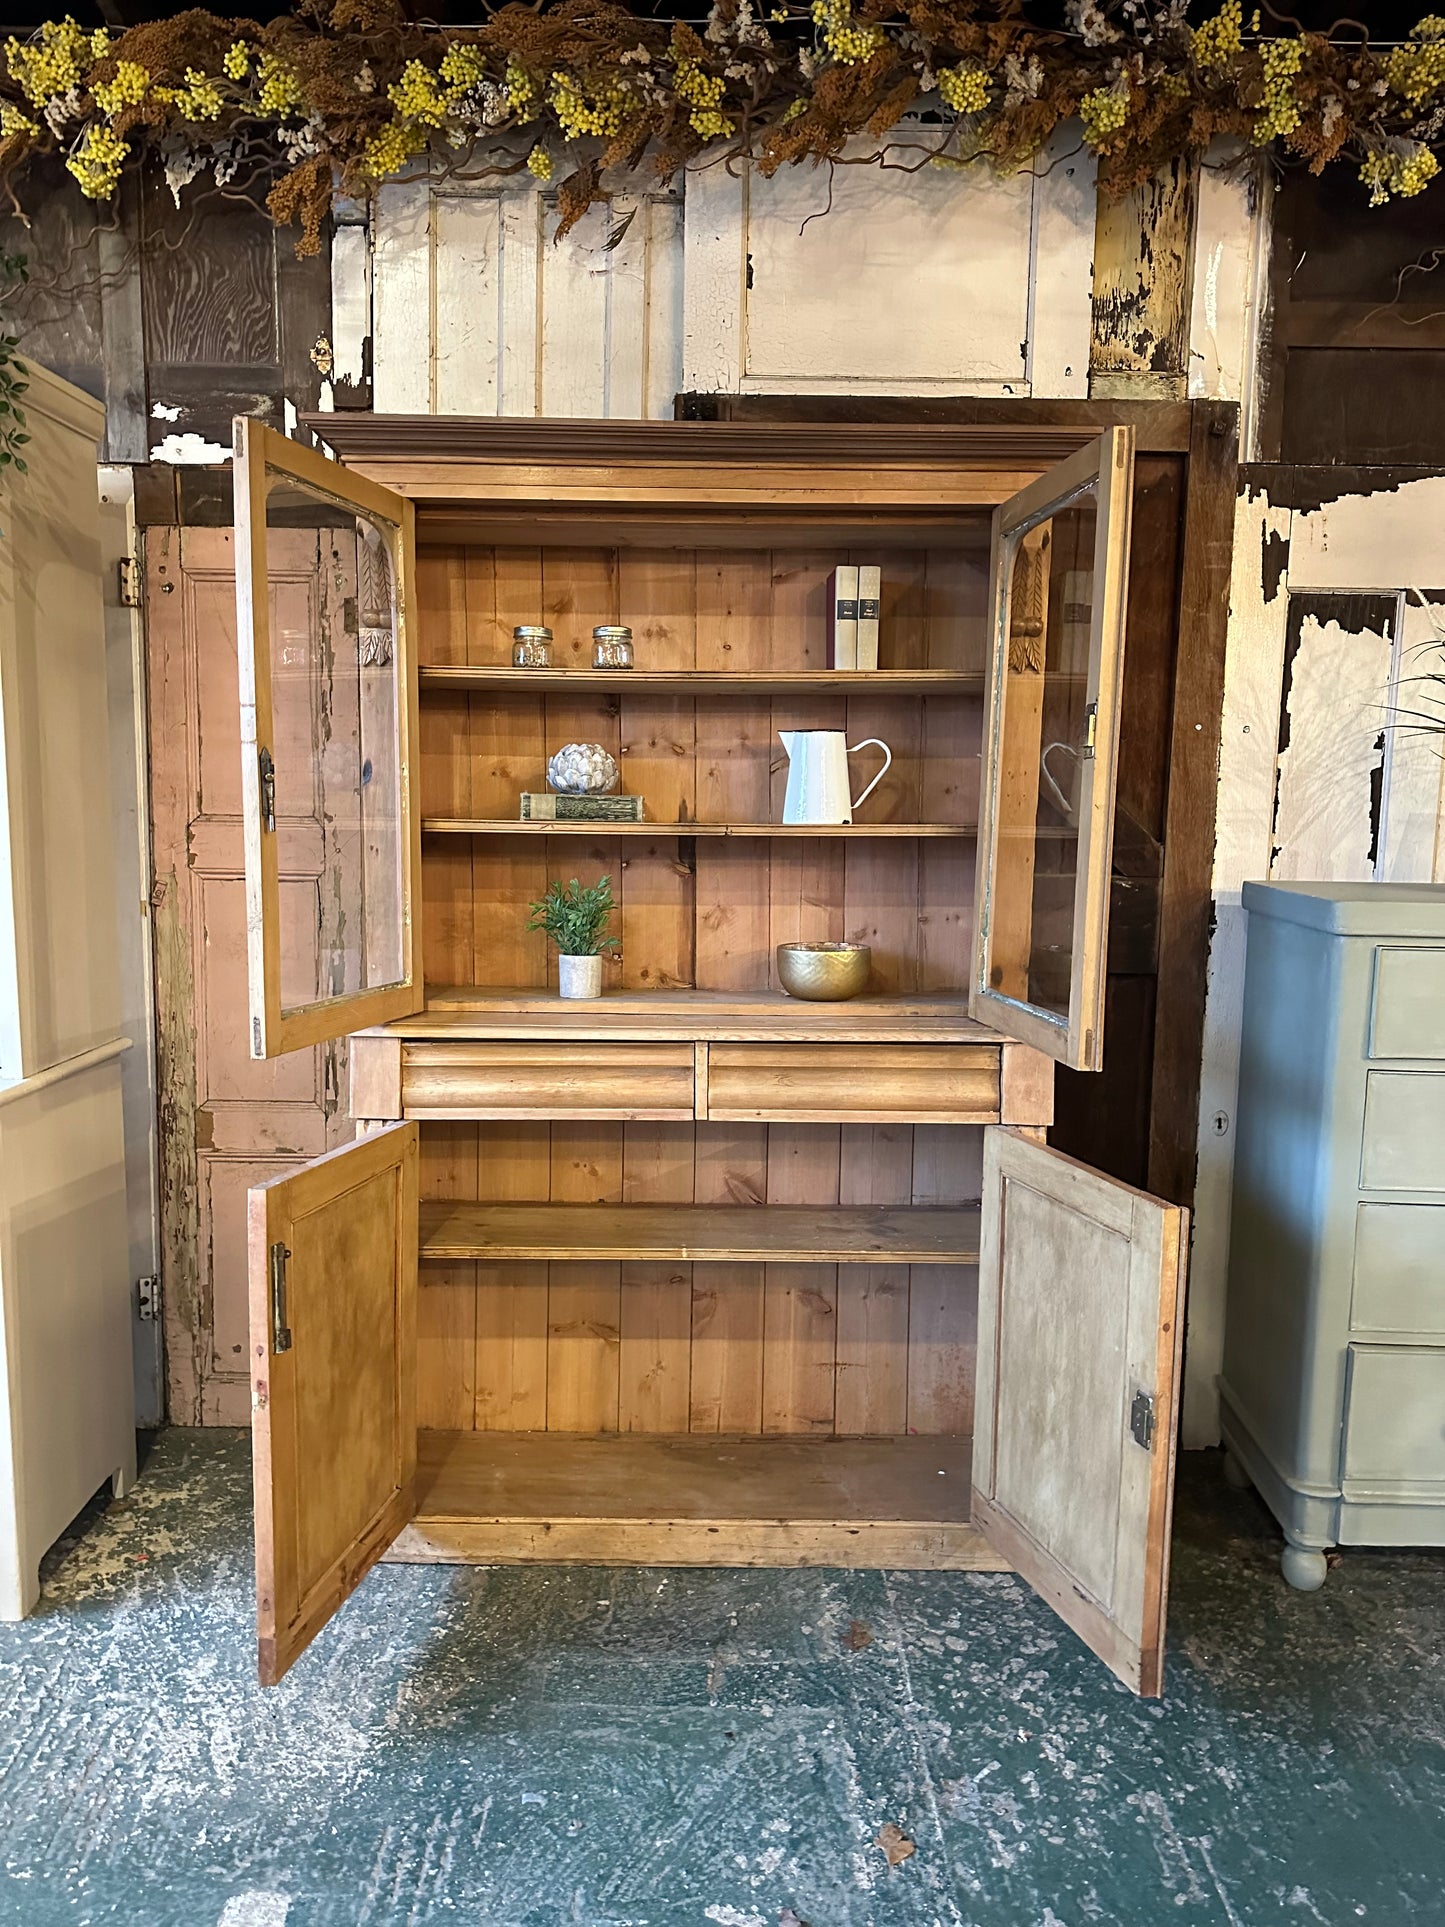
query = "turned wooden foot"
(1281, 1543, 1328, 1591)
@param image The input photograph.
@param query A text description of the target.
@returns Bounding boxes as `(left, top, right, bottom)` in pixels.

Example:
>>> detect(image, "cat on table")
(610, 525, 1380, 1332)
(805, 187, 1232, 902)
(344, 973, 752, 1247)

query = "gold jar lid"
(592, 625, 633, 641)
(513, 625, 553, 641)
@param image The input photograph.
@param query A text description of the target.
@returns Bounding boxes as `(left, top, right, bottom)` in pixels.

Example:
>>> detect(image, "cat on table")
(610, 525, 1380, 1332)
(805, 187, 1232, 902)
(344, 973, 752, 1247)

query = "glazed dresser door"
(234, 417, 424, 1059)
(970, 428, 1134, 1071)
(249, 1122, 418, 1685)
(973, 1126, 1186, 1696)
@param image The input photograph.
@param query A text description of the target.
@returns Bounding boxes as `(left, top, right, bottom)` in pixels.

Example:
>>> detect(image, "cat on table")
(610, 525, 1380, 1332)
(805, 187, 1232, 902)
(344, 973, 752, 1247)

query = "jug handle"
(848, 738, 892, 813)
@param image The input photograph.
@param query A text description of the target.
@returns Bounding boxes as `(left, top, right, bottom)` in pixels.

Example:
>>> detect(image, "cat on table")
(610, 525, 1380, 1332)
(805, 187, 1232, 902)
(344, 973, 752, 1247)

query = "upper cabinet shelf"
(418, 667, 984, 696)
(421, 819, 975, 838)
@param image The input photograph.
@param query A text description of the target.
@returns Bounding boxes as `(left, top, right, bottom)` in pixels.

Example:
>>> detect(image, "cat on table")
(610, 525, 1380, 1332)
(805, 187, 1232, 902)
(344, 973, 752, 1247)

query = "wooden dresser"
(1222, 881, 1445, 1588)
(231, 415, 1188, 1694)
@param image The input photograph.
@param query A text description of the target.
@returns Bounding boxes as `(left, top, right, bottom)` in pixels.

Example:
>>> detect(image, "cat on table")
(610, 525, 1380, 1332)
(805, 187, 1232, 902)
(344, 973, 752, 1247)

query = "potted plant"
(528, 875, 619, 999)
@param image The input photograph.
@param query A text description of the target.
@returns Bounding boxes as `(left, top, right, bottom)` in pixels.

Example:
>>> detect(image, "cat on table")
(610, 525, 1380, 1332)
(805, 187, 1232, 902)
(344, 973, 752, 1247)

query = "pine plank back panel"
(147, 526, 351, 1425)
(413, 537, 987, 1437)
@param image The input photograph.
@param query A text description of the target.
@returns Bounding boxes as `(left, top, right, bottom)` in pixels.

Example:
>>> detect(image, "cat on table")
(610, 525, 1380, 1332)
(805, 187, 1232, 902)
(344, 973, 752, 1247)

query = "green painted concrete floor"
(1, 1431, 1442, 1927)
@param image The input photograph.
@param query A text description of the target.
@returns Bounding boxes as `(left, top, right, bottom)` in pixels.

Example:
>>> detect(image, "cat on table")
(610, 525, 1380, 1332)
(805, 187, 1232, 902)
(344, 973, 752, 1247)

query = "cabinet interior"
(401, 517, 1001, 1560)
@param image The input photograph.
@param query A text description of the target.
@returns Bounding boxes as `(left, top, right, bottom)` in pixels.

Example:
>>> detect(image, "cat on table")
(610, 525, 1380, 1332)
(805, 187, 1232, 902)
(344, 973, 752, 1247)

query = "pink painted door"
(148, 525, 352, 1423)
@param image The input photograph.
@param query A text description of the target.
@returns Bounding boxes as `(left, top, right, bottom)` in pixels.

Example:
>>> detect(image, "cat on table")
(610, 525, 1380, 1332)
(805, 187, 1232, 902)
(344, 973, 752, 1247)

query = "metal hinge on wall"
(136, 1274, 159, 1322)
(1129, 1389, 1156, 1451)
(270, 1241, 293, 1354)
(118, 557, 142, 608)
(1081, 700, 1098, 761)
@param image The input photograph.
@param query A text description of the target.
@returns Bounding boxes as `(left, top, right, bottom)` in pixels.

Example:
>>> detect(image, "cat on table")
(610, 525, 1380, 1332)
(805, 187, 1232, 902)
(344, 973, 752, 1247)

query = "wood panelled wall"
(413, 538, 990, 1438)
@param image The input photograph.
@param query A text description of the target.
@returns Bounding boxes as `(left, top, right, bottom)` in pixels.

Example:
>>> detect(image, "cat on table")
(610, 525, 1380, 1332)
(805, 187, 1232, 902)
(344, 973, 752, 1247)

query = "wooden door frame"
(675, 394, 1238, 1210)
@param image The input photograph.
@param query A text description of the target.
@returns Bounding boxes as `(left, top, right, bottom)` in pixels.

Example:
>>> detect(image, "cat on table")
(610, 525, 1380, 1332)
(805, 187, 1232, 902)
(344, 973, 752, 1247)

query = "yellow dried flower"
(674, 54, 734, 137)
(505, 61, 537, 121)
(0, 102, 39, 139)
(810, 0, 883, 66)
(6, 17, 90, 106)
(1361, 142, 1440, 204)
(222, 40, 250, 82)
(1081, 82, 1129, 148)
(1253, 36, 1302, 144)
(1193, 1, 1243, 70)
(526, 142, 552, 178)
(439, 43, 487, 99)
(66, 122, 127, 198)
(93, 58, 149, 115)
(937, 63, 990, 115)
(360, 114, 428, 180)
(389, 58, 446, 126)
(257, 52, 304, 118)
(549, 69, 629, 140)
(175, 68, 223, 121)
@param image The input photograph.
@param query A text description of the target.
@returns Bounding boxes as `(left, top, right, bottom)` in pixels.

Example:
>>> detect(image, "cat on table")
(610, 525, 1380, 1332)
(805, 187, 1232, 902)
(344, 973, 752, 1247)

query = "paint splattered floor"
(1, 1431, 1441, 1927)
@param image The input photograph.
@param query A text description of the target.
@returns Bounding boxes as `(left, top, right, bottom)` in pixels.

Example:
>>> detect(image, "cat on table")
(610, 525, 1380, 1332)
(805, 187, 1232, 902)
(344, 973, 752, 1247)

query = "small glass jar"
(592, 625, 634, 670)
(512, 624, 553, 668)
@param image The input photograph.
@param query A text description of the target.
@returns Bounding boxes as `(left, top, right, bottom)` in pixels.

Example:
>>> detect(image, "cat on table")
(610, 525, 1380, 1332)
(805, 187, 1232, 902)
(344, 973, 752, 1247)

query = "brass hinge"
(1081, 700, 1098, 761)
(1129, 1389, 1156, 1451)
(258, 746, 277, 833)
(269, 1241, 293, 1354)
(118, 557, 141, 607)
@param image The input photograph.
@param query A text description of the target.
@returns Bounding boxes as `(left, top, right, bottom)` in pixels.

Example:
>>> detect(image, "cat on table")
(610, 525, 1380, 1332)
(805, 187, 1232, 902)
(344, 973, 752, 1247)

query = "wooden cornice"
(301, 412, 1106, 471)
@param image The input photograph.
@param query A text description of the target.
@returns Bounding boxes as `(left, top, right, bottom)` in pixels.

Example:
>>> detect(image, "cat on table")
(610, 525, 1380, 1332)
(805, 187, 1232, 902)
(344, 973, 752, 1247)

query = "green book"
(520, 792, 645, 821)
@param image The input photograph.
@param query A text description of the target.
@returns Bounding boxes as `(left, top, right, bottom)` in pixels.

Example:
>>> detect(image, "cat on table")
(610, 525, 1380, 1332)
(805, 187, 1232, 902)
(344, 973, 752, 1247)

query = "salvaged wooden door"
(974, 1126, 1187, 1695)
(147, 526, 353, 1424)
(249, 1122, 418, 1684)
(971, 429, 1134, 1071)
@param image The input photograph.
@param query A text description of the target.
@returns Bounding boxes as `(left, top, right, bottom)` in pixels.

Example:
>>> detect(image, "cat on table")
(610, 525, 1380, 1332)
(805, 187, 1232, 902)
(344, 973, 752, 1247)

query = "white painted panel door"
(973, 1128, 1187, 1697)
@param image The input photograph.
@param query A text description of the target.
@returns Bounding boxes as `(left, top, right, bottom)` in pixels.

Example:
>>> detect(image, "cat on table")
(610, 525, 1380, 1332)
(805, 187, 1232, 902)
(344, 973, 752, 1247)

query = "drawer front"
(1370, 945, 1445, 1059)
(1343, 1346, 1445, 1497)
(1352, 1204, 1445, 1335)
(402, 1042, 695, 1119)
(707, 1044, 1000, 1122)
(1361, 1071, 1445, 1191)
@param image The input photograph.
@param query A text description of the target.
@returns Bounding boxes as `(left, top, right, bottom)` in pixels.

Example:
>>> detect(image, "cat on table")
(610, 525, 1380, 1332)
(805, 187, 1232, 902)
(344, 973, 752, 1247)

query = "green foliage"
(527, 875, 620, 958)
(0, 250, 29, 486)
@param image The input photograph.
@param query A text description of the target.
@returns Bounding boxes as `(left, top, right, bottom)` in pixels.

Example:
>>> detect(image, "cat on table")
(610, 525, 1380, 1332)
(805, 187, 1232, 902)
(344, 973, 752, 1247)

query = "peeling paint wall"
(1188, 470, 1445, 1447)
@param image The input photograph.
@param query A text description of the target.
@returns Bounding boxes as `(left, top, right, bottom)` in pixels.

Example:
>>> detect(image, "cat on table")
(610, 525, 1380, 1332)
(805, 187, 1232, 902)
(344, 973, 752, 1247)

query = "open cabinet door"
(971, 428, 1133, 1071)
(235, 417, 423, 1059)
(974, 1127, 1186, 1697)
(249, 1123, 418, 1686)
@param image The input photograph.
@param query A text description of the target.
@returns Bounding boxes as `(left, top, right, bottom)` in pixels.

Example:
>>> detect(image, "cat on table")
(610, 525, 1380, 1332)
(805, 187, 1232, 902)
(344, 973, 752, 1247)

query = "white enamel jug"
(779, 730, 892, 825)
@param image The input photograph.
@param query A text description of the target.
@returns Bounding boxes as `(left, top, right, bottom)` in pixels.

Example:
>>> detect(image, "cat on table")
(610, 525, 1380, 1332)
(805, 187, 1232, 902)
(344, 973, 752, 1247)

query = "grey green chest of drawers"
(1222, 881, 1445, 1590)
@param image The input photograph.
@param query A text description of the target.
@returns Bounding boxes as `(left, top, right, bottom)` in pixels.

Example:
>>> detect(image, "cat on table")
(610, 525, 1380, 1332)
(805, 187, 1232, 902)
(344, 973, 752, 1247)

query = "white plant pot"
(558, 954, 603, 1000)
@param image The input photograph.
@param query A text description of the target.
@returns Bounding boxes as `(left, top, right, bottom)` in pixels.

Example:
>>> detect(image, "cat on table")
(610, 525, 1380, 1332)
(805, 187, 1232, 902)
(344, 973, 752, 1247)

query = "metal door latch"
(270, 1241, 293, 1354)
(258, 746, 277, 833)
(1129, 1389, 1156, 1451)
(1081, 701, 1098, 761)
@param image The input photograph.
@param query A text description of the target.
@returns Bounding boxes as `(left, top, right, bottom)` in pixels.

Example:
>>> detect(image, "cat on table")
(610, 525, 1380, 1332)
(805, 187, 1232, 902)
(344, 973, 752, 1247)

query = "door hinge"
(258, 746, 277, 833)
(1129, 1389, 1156, 1452)
(269, 1241, 293, 1354)
(1081, 700, 1098, 761)
(136, 1274, 159, 1322)
(118, 557, 142, 607)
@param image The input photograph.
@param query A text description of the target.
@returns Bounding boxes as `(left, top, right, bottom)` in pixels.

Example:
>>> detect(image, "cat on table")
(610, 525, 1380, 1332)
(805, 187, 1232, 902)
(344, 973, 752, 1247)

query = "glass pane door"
(236, 419, 422, 1058)
(971, 429, 1133, 1071)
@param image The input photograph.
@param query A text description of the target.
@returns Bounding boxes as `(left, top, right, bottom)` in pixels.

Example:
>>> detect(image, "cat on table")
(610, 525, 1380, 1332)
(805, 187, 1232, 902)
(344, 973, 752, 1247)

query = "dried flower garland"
(3, 1, 1445, 252)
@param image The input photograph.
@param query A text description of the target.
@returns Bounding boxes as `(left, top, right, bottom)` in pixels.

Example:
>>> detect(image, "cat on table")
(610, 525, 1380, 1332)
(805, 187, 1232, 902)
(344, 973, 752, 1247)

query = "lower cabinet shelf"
(417, 1201, 982, 1265)
(387, 1431, 1005, 1571)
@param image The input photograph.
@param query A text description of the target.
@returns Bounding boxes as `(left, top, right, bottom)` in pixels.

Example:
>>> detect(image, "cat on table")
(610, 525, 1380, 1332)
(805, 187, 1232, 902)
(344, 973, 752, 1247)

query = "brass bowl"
(776, 941, 872, 1001)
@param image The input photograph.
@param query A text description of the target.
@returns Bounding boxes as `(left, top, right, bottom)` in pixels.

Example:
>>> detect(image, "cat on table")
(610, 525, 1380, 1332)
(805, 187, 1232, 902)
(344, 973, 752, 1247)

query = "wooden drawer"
(1361, 1071, 1445, 1191)
(1352, 1204, 1445, 1336)
(1342, 1346, 1445, 1498)
(401, 1042, 695, 1120)
(706, 1043, 999, 1123)
(1370, 945, 1445, 1059)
